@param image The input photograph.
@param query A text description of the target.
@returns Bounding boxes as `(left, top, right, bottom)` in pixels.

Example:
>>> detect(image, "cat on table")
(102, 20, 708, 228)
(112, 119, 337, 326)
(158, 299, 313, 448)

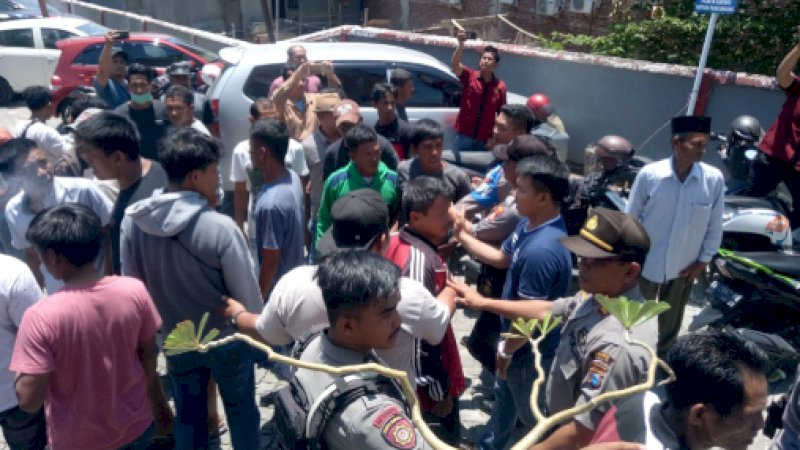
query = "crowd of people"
(0, 26, 797, 450)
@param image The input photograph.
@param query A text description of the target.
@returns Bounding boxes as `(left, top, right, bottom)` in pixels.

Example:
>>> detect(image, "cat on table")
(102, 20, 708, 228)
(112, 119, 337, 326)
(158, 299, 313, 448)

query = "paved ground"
(0, 105, 785, 449)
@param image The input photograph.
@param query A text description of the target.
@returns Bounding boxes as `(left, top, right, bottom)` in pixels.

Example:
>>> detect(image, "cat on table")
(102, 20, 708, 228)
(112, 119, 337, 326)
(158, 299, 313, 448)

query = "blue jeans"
(453, 132, 487, 164)
(478, 350, 553, 450)
(166, 340, 260, 450)
(118, 423, 154, 450)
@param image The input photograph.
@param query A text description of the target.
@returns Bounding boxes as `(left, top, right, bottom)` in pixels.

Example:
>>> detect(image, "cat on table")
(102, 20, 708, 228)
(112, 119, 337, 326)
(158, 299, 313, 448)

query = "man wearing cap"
(452, 154, 573, 450)
(322, 99, 399, 182)
(626, 116, 724, 356)
(272, 62, 342, 142)
(161, 61, 215, 127)
(231, 97, 308, 235)
(223, 188, 455, 390)
(268, 45, 322, 98)
(450, 207, 657, 450)
(316, 124, 400, 247)
(95, 30, 131, 108)
(302, 92, 341, 254)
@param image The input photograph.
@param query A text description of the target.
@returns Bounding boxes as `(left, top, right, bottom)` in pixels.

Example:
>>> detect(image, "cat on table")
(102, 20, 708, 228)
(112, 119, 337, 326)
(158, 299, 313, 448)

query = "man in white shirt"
(13, 86, 69, 163)
(0, 254, 45, 449)
(626, 116, 724, 356)
(230, 97, 308, 234)
(223, 189, 456, 388)
(1, 139, 112, 294)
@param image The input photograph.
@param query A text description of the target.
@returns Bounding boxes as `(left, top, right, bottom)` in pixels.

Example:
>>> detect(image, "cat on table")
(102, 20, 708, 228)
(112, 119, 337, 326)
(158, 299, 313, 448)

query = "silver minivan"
(208, 41, 529, 189)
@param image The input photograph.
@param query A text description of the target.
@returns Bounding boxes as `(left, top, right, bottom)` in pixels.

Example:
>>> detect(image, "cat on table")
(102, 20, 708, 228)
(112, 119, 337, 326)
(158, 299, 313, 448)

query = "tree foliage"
(539, 0, 800, 75)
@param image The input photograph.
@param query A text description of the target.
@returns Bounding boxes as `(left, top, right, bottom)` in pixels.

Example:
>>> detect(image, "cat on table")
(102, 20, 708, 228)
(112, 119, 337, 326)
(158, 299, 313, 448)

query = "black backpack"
(272, 332, 409, 450)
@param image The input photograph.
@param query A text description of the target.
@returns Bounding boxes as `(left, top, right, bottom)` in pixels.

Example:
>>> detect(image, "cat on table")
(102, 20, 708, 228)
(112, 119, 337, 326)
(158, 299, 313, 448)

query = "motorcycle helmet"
(526, 93, 553, 120)
(590, 135, 635, 172)
(729, 115, 762, 143)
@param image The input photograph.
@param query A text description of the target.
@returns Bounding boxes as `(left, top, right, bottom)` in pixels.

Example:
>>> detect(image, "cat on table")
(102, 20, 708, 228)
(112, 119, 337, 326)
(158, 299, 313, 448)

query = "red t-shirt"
(454, 66, 507, 143)
(10, 276, 161, 450)
(760, 76, 800, 169)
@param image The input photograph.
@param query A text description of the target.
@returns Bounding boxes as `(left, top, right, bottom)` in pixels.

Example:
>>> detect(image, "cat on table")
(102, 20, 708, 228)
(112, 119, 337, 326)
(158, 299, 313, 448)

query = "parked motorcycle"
(692, 249, 800, 372)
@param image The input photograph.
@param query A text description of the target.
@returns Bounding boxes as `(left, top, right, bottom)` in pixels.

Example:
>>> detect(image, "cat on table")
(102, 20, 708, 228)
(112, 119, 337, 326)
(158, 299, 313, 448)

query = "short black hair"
(516, 154, 570, 205)
(74, 111, 141, 161)
(112, 50, 129, 63)
(69, 96, 108, 119)
(343, 124, 378, 154)
(315, 250, 400, 325)
(666, 329, 769, 417)
(26, 203, 102, 267)
(409, 118, 444, 147)
(500, 104, 535, 134)
(370, 82, 394, 103)
(159, 128, 220, 183)
(249, 97, 274, 120)
(281, 63, 299, 81)
(126, 63, 154, 82)
(164, 84, 194, 106)
(483, 45, 500, 64)
(402, 176, 452, 223)
(0, 138, 36, 175)
(250, 119, 289, 164)
(389, 68, 413, 88)
(22, 86, 51, 111)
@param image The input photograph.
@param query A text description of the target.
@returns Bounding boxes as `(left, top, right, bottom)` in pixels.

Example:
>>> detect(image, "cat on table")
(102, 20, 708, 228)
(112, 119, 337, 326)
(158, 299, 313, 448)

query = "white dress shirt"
(626, 156, 724, 283)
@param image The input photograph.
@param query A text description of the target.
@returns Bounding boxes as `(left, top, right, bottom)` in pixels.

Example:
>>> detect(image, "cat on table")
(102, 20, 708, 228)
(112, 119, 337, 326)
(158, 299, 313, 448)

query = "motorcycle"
(691, 249, 800, 372)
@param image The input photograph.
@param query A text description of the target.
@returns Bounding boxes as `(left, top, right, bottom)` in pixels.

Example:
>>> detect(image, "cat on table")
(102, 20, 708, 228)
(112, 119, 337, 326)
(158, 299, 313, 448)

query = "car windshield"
(76, 22, 109, 36)
(167, 37, 220, 62)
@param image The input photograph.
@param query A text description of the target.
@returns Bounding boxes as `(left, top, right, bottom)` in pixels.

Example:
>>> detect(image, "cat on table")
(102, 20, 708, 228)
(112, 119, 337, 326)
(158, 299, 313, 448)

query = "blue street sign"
(695, 0, 738, 14)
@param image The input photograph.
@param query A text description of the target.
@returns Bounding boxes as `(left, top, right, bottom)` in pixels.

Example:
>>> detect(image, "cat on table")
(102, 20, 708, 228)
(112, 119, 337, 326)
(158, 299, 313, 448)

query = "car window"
(73, 43, 105, 65)
(397, 64, 461, 108)
(0, 28, 34, 48)
(243, 63, 282, 100)
(334, 63, 388, 106)
(123, 41, 184, 67)
(76, 22, 108, 36)
(42, 28, 77, 49)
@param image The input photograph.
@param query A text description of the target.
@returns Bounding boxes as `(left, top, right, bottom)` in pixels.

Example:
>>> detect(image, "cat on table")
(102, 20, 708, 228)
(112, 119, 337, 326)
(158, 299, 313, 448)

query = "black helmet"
(729, 115, 761, 142)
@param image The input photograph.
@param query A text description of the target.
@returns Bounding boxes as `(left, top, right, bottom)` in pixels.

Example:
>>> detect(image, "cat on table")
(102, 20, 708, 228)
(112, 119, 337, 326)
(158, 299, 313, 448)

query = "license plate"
(707, 280, 743, 310)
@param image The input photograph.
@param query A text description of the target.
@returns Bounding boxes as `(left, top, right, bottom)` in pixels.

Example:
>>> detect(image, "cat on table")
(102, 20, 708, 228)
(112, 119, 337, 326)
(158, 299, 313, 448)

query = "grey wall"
(345, 35, 786, 169)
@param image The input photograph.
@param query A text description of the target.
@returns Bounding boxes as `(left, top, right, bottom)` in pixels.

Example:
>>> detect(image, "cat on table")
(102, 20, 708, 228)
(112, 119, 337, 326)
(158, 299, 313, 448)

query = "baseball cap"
(167, 61, 192, 76)
(334, 99, 360, 127)
(315, 92, 341, 113)
(317, 189, 390, 257)
(559, 208, 650, 260)
(492, 134, 555, 161)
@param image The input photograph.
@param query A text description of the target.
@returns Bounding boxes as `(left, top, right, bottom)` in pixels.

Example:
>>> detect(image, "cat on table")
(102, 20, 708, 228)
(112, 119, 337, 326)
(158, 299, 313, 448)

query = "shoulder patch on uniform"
(583, 351, 615, 390)
(372, 406, 416, 449)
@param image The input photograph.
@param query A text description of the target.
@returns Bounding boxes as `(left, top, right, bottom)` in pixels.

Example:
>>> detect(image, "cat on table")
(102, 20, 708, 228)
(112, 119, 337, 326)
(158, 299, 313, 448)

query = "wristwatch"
(497, 340, 513, 360)
(230, 310, 246, 328)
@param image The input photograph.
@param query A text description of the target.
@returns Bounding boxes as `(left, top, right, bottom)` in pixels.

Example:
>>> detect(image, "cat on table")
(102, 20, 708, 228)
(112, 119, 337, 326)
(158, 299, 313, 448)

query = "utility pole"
(37, 0, 49, 17)
(258, 0, 276, 43)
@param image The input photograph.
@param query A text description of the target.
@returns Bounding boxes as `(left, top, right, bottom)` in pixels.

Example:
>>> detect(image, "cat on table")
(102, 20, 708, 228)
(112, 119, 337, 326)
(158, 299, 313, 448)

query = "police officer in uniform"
(290, 250, 432, 450)
(450, 208, 657, 450)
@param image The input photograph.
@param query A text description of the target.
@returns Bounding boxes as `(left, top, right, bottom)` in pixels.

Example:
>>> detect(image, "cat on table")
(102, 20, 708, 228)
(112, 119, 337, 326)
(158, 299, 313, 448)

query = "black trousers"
(746, 152, 800, 227)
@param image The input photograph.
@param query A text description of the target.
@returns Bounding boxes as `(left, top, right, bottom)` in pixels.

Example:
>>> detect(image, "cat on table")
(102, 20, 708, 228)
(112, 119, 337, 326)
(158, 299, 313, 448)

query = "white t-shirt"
(0, 254, 42, 411)
(5, 177, 113, 294)
(13, 120, 71, 163)
(230, 138, 309, 189)
(255, 265, 450, 388)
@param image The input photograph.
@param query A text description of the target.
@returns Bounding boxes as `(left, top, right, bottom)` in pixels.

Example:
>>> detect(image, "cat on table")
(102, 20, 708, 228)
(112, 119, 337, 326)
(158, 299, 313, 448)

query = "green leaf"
(164, 319, 198, 356)
(596, 295, 670, 330)
(200, 328, 220, 345)
(631, 301, 671, 328)
(196, 312, 209, 343)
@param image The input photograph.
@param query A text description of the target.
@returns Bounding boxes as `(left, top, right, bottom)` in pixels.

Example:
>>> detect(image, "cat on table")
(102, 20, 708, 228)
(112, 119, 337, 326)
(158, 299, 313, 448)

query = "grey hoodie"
(120, 190, 262, 338)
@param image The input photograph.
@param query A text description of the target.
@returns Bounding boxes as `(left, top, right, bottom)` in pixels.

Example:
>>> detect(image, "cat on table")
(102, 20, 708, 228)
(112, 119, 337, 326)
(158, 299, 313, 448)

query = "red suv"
(51, 33, 220, 116)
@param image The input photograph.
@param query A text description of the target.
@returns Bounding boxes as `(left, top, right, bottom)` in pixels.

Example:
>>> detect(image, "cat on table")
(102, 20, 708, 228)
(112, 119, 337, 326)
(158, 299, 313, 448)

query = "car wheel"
(0, 77, 13, 106)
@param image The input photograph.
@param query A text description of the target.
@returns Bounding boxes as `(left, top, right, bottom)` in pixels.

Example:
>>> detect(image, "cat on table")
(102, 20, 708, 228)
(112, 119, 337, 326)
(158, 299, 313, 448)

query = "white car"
(0, 17, 107, 104)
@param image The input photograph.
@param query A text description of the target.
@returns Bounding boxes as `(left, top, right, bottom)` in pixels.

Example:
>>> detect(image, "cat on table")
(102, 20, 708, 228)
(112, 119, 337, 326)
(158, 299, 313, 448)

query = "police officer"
(450, 208, 657, 450)
(290, 250, 432, 449)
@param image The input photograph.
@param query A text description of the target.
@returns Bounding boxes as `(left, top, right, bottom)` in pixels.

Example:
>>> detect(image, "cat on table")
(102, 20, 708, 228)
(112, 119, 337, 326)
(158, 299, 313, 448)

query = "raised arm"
(453, 206, 509, 268)
(447, 278, 553, 321)
(777, 26, 800, 89)
(96, 30, 121, 87)
(272, 62, 310, 115)
(451, 30, 467, 77)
